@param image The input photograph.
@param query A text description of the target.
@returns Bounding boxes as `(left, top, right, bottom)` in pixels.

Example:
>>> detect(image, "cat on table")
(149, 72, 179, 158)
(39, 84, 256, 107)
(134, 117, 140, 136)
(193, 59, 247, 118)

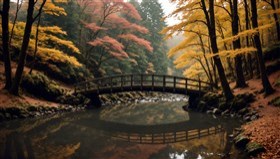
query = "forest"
(0, 0, 280, 158)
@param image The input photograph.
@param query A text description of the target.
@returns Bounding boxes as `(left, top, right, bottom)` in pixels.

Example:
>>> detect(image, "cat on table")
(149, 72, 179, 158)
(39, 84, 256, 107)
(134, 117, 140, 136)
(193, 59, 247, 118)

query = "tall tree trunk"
(29, 14, 42, 74)
(244, 0, 253, 78)
(198, 33, 214, 85)
(217, 20, 235, 79)
(202, 0, 234, 101)
(251, 0, 274, 95)
(9, 0, 23, 46)
(271, 0, 280, 41)
(10, 0, 36, 95)
(1, 0, 12, 90)
(230, 0, 247, 88)
(10, 0, 46, 95)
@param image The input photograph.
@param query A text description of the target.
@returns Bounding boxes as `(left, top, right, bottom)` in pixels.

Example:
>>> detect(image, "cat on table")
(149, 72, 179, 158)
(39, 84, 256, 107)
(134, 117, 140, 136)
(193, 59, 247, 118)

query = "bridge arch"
(74, 74, 214, 107)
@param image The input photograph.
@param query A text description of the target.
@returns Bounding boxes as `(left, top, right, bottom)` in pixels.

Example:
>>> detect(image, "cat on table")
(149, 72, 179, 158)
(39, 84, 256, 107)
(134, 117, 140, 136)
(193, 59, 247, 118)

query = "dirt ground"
(0, 61, 62, 108)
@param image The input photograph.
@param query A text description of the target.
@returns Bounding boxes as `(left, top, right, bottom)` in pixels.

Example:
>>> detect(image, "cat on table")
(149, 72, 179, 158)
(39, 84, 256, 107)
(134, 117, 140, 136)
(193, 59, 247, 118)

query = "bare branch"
(262, 0, 272, 6)
(32, 0, 47, 22)
(183, 29, 209, 37)
(214, 4, 232, 17)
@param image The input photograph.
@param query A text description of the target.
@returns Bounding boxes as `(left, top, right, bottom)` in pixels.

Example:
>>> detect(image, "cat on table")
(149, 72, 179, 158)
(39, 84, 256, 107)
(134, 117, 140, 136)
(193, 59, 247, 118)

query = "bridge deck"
(75, 74, 213, 95)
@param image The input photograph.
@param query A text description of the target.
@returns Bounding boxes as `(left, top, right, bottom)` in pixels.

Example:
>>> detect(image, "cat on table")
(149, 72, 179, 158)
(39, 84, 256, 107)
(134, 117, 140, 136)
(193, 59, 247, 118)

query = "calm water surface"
(0, 101, 245, 159)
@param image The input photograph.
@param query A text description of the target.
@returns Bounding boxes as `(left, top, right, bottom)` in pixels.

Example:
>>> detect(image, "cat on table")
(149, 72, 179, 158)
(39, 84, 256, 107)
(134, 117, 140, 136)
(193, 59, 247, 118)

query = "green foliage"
(138, 0, 169, 74)
(21, 73, 64, 101)
(33, 61, 92, 84)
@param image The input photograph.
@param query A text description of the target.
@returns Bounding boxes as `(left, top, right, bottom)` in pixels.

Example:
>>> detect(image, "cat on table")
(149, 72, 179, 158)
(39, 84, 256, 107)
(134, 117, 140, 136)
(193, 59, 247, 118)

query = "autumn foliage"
(77, 0, 153, 76)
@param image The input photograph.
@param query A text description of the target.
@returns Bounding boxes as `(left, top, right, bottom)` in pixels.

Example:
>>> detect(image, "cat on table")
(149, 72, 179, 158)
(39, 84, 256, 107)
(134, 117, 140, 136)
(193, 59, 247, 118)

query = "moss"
(246, 142, 265, 156)
(33, 61, 93, 84)
(234, 134, 250, 148)
(274, 78, 280, 87)
(270, 96, 280, 106)
(21, 72, 64, 102)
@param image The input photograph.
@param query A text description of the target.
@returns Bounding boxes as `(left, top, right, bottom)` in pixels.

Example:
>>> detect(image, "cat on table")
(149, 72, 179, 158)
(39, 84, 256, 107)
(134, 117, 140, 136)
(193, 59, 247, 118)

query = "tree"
(262, 0, 280, 41)
(163, 0, 234, 101)
(201, 0, 234, 100)
(0, 0, 12, 89)
(250, 0, 274, 95)
(10, 0, 47, 95)
(139, 0, 169, 74)
(229, 0, 247, 87)
(77, 0, 152, 77)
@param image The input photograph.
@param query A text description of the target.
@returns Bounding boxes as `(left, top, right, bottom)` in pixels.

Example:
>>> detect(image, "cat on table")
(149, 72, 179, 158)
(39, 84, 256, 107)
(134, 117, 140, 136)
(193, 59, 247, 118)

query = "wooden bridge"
(74, 74, 214, 107)
(75, 74, 213, 95)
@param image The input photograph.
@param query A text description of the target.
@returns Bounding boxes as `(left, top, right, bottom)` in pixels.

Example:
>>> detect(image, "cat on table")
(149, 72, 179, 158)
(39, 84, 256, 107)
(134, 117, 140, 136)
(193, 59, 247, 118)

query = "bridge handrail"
(74, 74, 214, 93)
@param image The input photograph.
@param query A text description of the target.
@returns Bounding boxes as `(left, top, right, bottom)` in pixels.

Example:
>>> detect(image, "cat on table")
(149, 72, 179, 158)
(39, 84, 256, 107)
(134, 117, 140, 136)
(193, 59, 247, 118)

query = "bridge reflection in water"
(111, 125, 224, 144)
(0, 104, 243, 159)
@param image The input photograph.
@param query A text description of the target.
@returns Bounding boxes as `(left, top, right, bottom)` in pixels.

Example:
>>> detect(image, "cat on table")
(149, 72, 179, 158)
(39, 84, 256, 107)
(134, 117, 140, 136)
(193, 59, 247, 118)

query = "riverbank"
(233, 71, 280, 159)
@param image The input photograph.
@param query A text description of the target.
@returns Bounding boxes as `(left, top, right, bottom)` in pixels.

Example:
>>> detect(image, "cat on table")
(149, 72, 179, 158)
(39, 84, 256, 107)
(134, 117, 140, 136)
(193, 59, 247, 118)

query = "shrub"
(21, 72, 64, 101)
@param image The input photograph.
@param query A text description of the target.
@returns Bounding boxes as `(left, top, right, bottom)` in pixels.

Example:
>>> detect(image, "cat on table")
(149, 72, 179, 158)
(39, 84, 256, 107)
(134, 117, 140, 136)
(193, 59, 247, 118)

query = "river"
(0, 100, 246, 159)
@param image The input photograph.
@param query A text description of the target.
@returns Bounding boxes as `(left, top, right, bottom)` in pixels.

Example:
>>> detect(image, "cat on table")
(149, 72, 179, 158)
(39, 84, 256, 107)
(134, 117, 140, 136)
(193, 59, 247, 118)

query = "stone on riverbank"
(234, 134, 250, 148)
(246, 142, 265, 156)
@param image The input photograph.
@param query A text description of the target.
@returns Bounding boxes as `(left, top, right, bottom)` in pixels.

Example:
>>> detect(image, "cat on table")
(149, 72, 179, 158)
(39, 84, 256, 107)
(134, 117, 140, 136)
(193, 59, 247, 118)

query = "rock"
(20, 113, 29, 118)
(243, 115, 251, 122)
(234, 128, 242, 132)
(35, 112, 41, 117)
(239, 108, 249, 115)
(234, 134, 250, 148)
(250, 115, 258, 121)
(230, 113, 236, 118)
(5, 113, 11, 119)
(27, 106, 38, 112)
(229, 134, 234, 138)
(221, 109, 230, 116)
(213, 108, 221, 115)
(218, 101, 228, 111)
(206, 110, 213, 114)
(246, 142, 265, 156)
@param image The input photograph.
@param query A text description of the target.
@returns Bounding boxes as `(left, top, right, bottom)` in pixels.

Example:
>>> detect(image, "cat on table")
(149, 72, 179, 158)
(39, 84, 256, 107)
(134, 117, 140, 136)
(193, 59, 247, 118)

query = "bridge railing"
(74, 74, 214, 94)
(111, 125, 223, 144)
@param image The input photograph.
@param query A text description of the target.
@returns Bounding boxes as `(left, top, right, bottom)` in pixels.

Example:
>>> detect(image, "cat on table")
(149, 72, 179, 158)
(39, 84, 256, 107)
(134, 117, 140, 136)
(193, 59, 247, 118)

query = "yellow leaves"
(46, 35, 80, 54)
(222, 22, 274, 44)
(7, 21, 82, 67)
(174, 50, 204, 68)
(43, 0, 67, 16)
(208, 47, 257, 58)
(37, 48, 82, 67)
(168, 34, 197, 58)
(39, 26, 67, 35)
(146, 62, 156, 73)
(183, 62, 204, 78)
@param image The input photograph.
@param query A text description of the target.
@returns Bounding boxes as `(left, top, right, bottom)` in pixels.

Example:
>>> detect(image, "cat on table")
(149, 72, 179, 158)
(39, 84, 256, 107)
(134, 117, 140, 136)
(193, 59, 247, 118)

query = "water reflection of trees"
(0, 110, 240, 159)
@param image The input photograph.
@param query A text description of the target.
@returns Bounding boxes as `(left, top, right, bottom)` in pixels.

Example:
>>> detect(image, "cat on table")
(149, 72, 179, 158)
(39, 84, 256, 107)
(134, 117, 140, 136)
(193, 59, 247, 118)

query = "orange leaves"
(88, 36, 128, 59)
(126, 24, 149, 34)
(84, 22, 108, 32)
(118, 34, 153, 52)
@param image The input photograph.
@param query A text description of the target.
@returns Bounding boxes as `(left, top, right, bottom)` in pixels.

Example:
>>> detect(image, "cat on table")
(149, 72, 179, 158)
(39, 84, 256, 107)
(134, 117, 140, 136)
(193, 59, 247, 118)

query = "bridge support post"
(86, 93, 102, 109)
(188, 94, 200, 109)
